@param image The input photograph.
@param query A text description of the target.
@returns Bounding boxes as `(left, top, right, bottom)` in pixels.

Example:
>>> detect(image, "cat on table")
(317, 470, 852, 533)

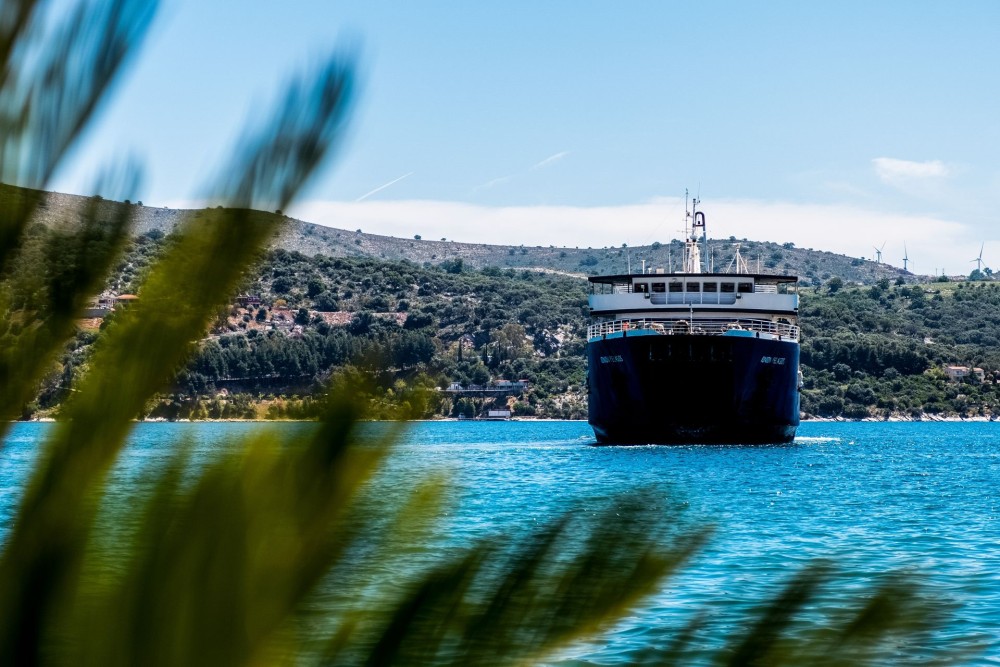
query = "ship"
(586, 196, 801, 444)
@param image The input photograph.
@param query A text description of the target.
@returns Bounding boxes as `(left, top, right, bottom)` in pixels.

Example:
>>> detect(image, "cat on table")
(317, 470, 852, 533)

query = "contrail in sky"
(356, 172, 414, 201)
(471, 175, 513, 194)
(530, 151, 569, 170)
(471, 151, 570, 195)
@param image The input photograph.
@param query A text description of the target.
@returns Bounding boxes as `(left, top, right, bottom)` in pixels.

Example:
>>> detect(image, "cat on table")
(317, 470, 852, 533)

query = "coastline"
(803, 414, 996, 423)
(19, 415, 997, 424)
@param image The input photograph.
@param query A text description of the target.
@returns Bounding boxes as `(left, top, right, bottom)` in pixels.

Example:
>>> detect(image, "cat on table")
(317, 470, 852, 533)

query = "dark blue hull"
(587, 332, 800, 444)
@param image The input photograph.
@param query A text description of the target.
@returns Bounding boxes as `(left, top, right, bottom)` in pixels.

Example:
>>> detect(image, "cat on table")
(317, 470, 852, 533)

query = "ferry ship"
(587, 198, 801, 444)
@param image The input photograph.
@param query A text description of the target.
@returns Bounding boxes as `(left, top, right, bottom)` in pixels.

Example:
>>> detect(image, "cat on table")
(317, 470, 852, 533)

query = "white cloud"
(873, 157, 950, 186)
(289, 197, 984, 276)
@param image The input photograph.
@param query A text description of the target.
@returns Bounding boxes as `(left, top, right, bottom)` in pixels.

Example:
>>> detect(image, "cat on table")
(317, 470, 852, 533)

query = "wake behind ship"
(587, 199, 801, 444)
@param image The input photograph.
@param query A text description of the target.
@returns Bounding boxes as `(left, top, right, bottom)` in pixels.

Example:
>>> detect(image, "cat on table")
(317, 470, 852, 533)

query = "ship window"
(703, 282, 718, 293)
(721, 282, 735, 293)
(634, 282, 648, 293)
(667, 282, 681, 293)
(652, 282, 666, 293)
(686, 282, 700, 292)
(738, 282, 753, 293)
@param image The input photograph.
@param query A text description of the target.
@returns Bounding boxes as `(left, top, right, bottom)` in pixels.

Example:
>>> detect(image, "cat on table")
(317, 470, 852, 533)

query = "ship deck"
(587, 317, 799, 342)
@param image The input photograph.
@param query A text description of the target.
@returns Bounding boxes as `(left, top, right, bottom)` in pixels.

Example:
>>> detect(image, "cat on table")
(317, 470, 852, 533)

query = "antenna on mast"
(903, 243, 909, 272)
(684, 190, 692, 240)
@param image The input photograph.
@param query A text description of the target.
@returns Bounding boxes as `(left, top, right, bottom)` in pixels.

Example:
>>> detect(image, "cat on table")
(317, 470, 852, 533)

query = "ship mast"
(726, 243, 750, 274)
(683, 191, 706, 274)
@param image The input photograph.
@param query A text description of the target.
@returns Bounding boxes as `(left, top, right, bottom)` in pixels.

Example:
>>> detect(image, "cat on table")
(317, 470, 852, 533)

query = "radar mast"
(682, 190, 706, 273)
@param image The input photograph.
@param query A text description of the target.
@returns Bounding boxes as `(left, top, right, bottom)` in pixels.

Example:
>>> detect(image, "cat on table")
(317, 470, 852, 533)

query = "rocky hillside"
(7, 184, 911, 286)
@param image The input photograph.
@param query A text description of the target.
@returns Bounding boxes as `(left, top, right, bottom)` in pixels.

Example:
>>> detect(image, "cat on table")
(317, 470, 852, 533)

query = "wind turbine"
(902, 243, 909, 272)
(873, 241, 886, 264)
(972, 243, 985, 272)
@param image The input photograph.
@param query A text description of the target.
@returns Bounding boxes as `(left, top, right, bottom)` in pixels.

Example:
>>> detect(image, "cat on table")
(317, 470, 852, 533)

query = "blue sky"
(54, 1, 1000, 276)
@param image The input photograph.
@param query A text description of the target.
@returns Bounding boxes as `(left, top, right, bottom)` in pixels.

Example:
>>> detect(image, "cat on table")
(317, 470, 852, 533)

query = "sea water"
(3, 421, 1000, 663)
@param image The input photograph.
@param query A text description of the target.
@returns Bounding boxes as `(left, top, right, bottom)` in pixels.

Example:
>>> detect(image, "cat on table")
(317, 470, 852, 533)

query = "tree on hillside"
(490, 322, 529, 362)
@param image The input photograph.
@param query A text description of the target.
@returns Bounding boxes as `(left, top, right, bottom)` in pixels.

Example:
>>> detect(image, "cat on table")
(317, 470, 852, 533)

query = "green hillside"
(799, 279, 1000, 419)
(9, 184, 999, 422)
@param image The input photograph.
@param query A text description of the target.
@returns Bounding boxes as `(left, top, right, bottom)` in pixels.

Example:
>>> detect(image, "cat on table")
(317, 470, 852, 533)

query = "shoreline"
(19, 415, 997, 424)
(803, 414, 996, 423)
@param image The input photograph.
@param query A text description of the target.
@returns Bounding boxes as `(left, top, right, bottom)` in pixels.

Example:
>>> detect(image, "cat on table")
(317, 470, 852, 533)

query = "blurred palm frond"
(0, 2, 356, 661)
(0, 0, 154, 272)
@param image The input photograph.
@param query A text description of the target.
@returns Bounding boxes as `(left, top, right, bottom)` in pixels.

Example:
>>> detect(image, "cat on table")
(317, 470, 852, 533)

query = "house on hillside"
(236, 294, 262, 308)
(493, 379, 529, 391)
(945, 365, 985, 382)
(83, 293, 138, 318)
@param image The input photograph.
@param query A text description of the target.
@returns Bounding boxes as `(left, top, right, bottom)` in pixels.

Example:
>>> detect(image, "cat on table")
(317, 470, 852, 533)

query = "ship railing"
(588, 317, 800, 342)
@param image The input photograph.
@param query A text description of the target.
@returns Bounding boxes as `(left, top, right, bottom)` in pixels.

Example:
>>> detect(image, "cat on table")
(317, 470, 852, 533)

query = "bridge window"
(686, 282, 700, 292)
(738, 282, 753, 293)
(703, 282, 718, 292)
(720, 282, 735, 293)
(652, 282, 666, 293)
(667, 282, 681, 293)
(634, 282, 648, 293)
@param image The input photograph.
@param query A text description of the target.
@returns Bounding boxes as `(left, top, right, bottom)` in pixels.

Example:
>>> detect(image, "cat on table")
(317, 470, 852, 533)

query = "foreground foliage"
(0, 1, 967, 665)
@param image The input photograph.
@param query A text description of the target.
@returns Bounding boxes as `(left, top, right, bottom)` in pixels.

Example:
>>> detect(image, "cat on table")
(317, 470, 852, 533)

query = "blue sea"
(3, 420, 1000, 664)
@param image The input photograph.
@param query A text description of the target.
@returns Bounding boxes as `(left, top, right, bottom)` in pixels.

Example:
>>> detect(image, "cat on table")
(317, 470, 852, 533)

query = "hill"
(798, 279, 1000, 419)
(35, 236, 1000, 422)
(5, 184, 910, 286)
(13, 184, 999, 422)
